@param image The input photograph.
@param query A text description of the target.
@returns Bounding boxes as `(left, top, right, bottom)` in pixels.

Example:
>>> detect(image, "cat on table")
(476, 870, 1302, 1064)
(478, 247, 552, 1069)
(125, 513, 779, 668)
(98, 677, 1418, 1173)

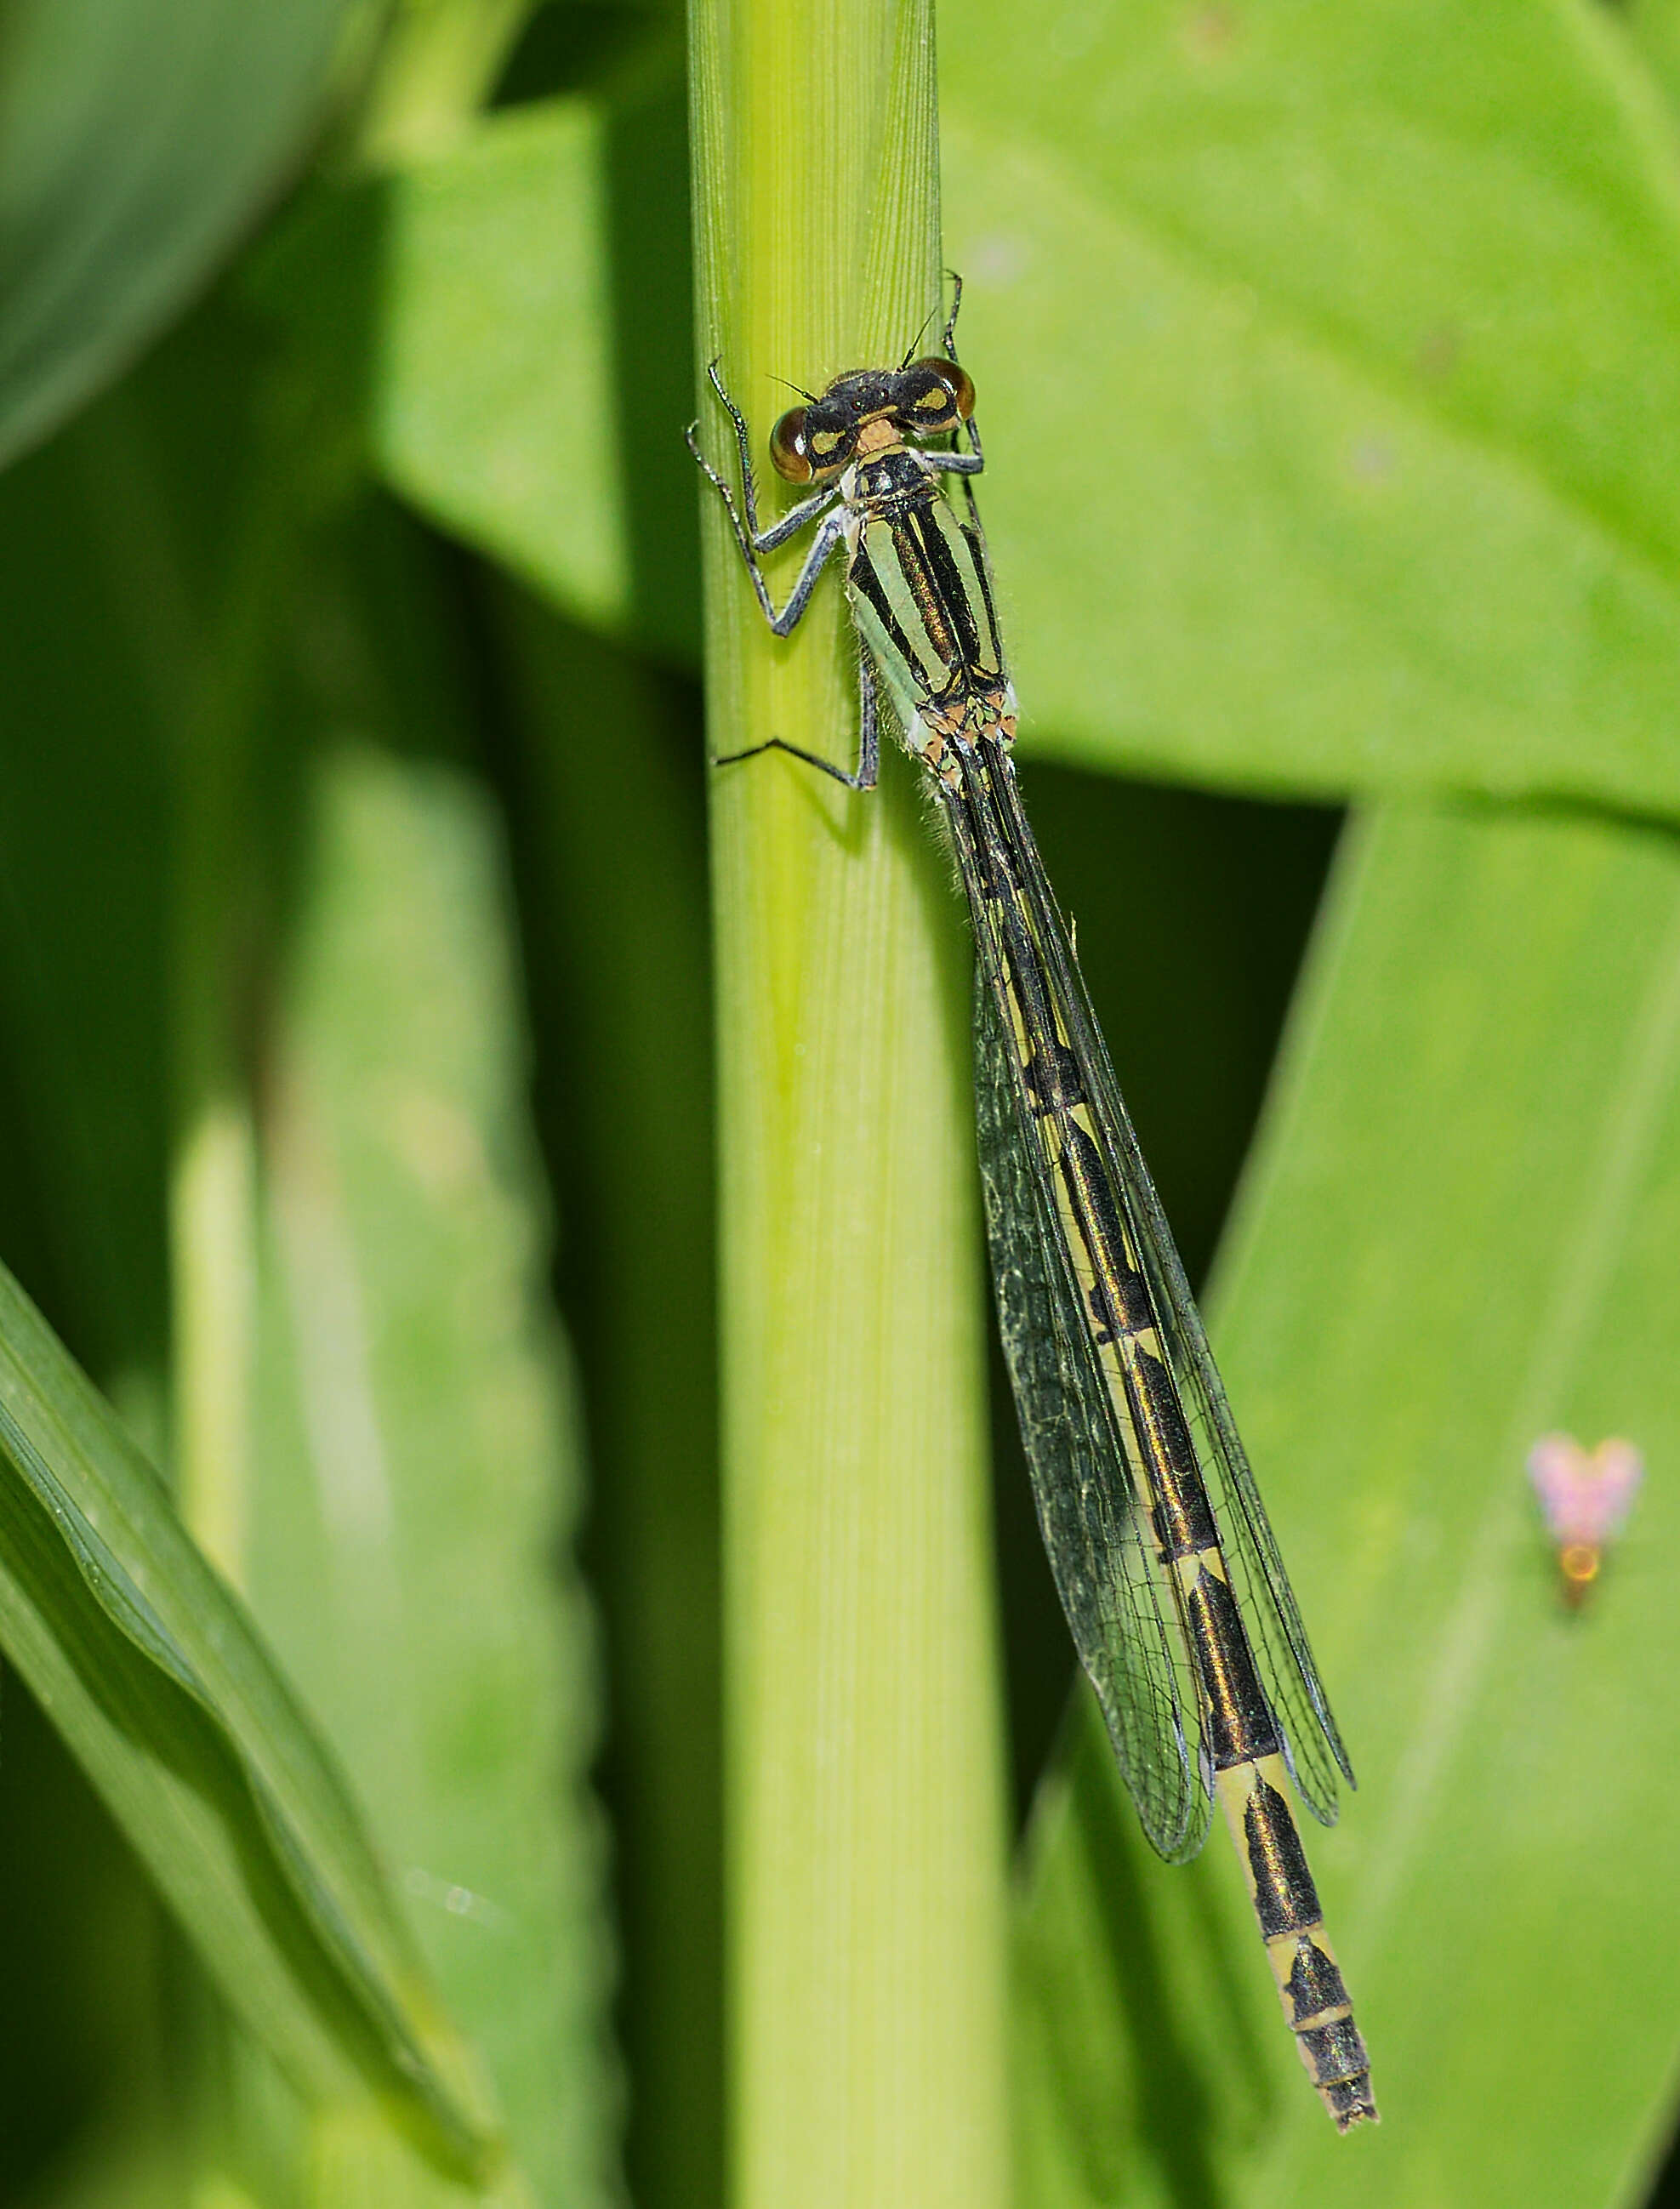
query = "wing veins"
(963, 819, 1209, 1863)
(980, 753, 1353, 1825)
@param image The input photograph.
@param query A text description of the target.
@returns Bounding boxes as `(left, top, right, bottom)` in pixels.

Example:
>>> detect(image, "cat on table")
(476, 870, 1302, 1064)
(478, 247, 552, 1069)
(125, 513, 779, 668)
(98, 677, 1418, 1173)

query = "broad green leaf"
(341, 0, 1680, 823)
(374, 97, 627, 629)
(243, 32, 695, 656)
(0, 1252, 498, 2180)
(371, 78, 698, 660)
(0, 0, 361, 475)
(941, 0, 1680, 816)
(1017, 801, 1680, 2205)
(343, 0, 1680, 821)
(253, 742, 620, 2209)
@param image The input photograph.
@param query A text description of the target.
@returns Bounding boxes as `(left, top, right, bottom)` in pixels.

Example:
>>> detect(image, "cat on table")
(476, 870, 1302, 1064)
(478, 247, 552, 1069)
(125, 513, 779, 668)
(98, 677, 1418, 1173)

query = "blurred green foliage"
(0, 0, 1678, 2206)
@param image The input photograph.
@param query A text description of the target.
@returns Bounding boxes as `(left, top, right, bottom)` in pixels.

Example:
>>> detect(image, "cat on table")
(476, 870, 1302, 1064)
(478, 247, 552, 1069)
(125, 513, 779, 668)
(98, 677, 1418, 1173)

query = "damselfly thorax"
(834, 413, 1020, 780)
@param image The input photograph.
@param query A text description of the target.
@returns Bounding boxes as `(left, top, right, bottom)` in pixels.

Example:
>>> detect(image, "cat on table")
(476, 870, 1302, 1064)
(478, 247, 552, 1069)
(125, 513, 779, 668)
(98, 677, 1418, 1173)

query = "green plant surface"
(0, 0, 363, 474)
(252, 743, 614, 2209)
(353, 0, 538, 163)
(0, 1245, 497, 2181)
(938, 0, 1680, 811)
(373, 97, 635, 642)
(259, 34, 698, 670)
(350, 3, 1680, 820)
(7, 2, 1680, 2205)
(688, 3, 1011, 2206)
(482, 583, 723, 2209)
(362, 71, 698, 662)
(1627, 0, 1680, 115)
(0, 268, 616, 2202)
(1017, 799, 1680, 2205)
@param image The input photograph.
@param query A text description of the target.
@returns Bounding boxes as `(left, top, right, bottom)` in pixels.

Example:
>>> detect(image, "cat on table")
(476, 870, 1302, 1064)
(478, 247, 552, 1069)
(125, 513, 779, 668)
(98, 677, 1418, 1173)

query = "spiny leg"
(939, 272, 985, 471)
(940, 270, 965, 361)
(696, 362, 839, 554)
(686, 362, 845, 632)
(713, 645, 881, 792)
(691, 361, 879, 783)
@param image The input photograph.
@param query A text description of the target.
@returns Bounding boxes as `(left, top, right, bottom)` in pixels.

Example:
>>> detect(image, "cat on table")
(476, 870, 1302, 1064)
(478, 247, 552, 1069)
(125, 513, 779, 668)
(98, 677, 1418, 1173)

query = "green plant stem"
(167, 362, 334, 1587)
(168, 450, 289, 1591)
(689, 3, 1011, 2204)
(350, 0, 532, 168)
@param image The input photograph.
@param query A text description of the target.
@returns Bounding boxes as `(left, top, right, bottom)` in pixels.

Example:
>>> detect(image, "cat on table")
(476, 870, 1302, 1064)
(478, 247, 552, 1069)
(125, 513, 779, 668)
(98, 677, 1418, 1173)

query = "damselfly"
(688, 286, 1376, 2130)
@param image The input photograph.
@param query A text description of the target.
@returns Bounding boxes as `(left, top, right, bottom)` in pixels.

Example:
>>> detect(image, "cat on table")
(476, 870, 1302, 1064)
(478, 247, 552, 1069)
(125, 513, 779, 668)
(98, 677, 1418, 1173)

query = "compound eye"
(905, 358, 977, 425)
(770, 407, 813, 482)
(772, 408, 853, 481)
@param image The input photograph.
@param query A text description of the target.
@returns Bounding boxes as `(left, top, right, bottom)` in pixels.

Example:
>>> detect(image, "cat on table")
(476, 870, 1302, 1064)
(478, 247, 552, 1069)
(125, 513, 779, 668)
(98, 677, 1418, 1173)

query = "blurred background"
(3, 1, 1680, 2206)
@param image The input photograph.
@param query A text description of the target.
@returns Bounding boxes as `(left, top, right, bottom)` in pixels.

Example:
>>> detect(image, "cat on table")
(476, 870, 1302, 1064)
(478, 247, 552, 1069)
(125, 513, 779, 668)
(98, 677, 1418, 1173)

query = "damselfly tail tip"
(1296, 2008, 1376, 2129)
(1322, 2071, 1379, 2131)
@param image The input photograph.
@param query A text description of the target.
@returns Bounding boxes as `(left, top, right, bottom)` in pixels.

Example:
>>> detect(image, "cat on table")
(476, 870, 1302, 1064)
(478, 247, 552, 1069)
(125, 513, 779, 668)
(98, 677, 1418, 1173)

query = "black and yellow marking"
(689, 299, 1376, 2128)
(949, 735, 1373, 2127)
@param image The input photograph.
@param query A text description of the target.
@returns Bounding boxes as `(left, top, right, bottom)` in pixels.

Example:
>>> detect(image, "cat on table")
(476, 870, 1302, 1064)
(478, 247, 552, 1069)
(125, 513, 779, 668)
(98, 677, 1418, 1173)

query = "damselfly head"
(768, 359, 977, 483)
